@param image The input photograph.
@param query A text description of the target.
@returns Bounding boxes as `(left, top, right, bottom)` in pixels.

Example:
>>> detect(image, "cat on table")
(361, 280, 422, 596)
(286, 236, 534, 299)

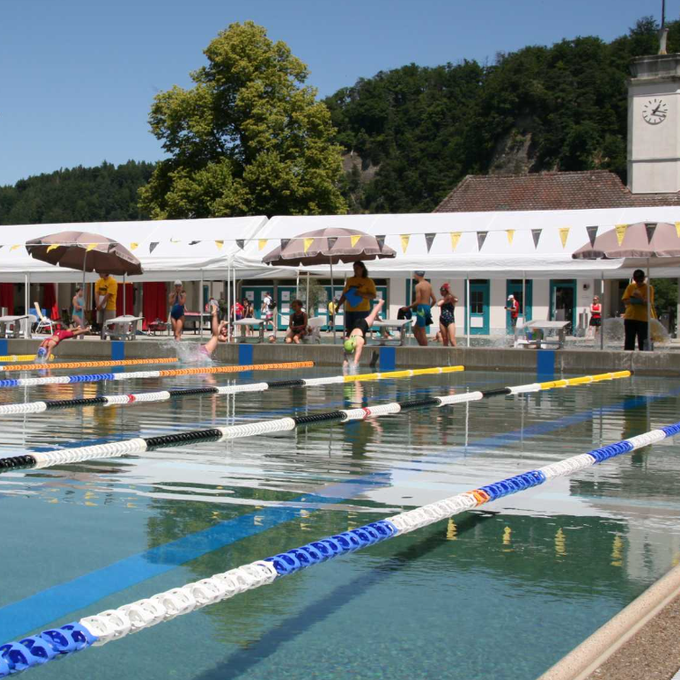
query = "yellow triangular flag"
(129, 242, 139, 251)
(450, 232, 461, 251)
(170, 238, 181, 244)
(258, 239, 267, 251)
(615, 224, 627, 246)
(559, 227, 570, 248)
(400, 234, 410, 254)
(675, 222, 680, 239)
(215, 240, 224, 251)
(506, 230, 515, 245)
(46, 244, 60, 253)
(303, 238, 314, 253)
(10, 244, 21, 252)
(350, 234, 361, 248)
(86, 243, 97, 252)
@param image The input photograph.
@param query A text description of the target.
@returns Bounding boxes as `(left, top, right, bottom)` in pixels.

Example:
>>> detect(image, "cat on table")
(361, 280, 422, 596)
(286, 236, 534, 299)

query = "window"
(471, 291, 484, 314)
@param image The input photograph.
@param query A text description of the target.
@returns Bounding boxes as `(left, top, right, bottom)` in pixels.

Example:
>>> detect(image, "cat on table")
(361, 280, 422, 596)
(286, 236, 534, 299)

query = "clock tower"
(628, 53, 680, 193)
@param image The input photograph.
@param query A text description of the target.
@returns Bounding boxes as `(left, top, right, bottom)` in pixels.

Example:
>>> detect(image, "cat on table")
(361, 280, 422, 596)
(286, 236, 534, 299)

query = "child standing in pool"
(169, 280, 187, 341)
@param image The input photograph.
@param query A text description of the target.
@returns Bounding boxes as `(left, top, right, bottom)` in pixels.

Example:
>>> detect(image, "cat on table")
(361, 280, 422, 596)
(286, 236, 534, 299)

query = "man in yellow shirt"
(338, 261, 377, 337)
(622, 269, 654, 351)
(95, 271, 118, 339)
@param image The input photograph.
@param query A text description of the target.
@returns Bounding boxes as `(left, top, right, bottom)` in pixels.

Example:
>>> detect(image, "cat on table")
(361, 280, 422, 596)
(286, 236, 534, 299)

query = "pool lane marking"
(0, 380, 669, 642)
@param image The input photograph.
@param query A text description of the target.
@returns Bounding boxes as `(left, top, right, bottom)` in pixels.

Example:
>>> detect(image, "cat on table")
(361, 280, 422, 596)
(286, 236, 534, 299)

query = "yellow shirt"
(622, 282, 654, 322)
(342, 276, 377, 312)
(96, 276, 118, 311)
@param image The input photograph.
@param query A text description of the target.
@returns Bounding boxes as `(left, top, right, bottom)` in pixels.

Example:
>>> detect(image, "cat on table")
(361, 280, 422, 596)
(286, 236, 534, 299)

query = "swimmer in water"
(169, 280, 187, 341)
(36, 325, 91, 362)
(342, 298, 384, 372)
(198, 304, 228, 359)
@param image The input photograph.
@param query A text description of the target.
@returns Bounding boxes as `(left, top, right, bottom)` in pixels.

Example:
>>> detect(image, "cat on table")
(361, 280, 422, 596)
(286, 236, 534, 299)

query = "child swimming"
(36, 325, 91, 362)
(342, 298, 384, 372)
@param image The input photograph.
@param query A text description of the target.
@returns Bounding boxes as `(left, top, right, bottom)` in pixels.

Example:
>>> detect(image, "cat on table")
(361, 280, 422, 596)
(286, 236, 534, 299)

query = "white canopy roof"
(250, 206, 680, 279)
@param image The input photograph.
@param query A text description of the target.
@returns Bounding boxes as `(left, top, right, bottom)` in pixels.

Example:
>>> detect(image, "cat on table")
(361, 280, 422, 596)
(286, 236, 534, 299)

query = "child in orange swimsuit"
(36, 326, 91, 362)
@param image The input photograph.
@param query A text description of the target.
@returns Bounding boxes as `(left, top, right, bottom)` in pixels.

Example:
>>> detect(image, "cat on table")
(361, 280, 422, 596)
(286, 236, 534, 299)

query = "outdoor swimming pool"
(1, 364, 679, 679)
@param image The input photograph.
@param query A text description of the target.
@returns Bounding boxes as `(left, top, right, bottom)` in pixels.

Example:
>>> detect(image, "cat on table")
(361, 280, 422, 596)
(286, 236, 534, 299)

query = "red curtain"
(42, 284, 59, 320)
(116, 283, 134, 316)
(142, 282, 167, 330)
(0, 284, 14, 315)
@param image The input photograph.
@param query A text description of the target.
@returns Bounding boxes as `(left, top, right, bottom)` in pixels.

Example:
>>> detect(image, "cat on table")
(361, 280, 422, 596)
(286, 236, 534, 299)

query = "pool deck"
(3, 336, 680, 376)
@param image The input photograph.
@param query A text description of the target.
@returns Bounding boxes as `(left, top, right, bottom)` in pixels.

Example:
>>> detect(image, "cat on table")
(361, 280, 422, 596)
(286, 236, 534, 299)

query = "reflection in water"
(2, 370, 680, 679)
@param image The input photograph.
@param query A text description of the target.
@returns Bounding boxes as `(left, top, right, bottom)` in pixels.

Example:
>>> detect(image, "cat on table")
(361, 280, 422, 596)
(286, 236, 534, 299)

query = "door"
(277, 286, 297, 331)
(506, 280, 533, 332)
(464, 280, 490, 335)
(550, 280, 576, 334)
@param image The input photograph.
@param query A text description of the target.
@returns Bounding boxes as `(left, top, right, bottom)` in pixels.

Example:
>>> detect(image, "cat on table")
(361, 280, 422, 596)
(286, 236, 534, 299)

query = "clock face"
(642, 98, 668, 125)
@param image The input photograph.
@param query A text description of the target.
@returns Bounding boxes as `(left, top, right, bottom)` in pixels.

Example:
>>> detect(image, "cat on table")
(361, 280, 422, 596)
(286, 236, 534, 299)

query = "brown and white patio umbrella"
(573, 222, 680, 349)
(26, 231, 143, 315)
(263, 227, 396, 342)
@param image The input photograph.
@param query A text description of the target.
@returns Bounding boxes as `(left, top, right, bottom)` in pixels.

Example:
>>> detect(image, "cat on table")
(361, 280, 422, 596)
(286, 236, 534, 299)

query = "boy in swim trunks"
(342, 298, 384, 372)
(401, 271, 436, 346)
(36, 325, 91, 362)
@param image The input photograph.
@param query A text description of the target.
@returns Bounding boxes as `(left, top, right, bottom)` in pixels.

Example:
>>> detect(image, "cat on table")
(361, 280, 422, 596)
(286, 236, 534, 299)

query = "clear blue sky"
(0, 0, 675, 187)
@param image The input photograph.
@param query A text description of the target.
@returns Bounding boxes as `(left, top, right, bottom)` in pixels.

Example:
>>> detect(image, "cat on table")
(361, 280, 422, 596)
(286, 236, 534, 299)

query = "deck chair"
(33, 302, 54, 334)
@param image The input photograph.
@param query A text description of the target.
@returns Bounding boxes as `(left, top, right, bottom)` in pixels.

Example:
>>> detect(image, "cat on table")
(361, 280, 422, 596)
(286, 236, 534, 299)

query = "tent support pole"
(647, 258, 652, 351)
(601, 273, 605, 351)
(200, 270, 204, 340)
(466, 275, 470, 348)
(24, 273, 31, 339)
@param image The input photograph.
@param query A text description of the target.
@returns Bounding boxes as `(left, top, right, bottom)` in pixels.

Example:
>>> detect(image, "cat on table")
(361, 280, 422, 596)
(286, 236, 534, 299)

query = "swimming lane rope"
(0, 357, 179, 372)
(0, 361, 314, 390)
(0, 355, 54, 364)
(0, 415, 672, 676)
(0, 371, 630, 472)
(0, 366, 465, 416)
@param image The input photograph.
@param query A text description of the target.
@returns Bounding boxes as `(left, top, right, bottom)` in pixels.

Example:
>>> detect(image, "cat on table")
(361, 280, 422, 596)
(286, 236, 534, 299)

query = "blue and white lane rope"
(0, 366, 465, 416)
(2, 421, 677, 676)
(0, 372, 631, 473)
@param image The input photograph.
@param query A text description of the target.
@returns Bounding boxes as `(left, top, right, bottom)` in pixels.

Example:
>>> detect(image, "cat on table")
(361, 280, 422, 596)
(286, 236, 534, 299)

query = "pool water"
(1, 366, 679, 680)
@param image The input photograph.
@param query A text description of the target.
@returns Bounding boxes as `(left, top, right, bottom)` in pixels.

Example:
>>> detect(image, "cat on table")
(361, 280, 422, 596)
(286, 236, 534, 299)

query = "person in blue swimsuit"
(169, 279, 187, 341)
(436, 283, 458, 347)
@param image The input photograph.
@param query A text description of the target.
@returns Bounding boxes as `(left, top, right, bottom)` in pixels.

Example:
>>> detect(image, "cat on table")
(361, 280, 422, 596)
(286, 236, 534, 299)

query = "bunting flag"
(531, 229, 542, 248)
(676, 222, 680, 240)
(215, 240, 224, 250)
(280, 239, 290, 251)
(450, 232, 461, 251)
(476, 231, 488, 251)
(558, 227, 570, 249)
(615, 224, 627, 246)
(327, 236, 338, 250)
(506, 230, 515, 245)
(129, 242, 139, 251)
(149, 242, 159, 254)
(350, 234, 361, 248)
(586, 226, 598, 247)
(376, 235, 386, 251)
(170, 238, 181, 244)
(400, 234, 410, 253)
(303, 238, 314, 253)
(425, 233, 436, 253)
(645, 222, 657, 243)
(10, 245, 21, 252)
(46, 244, 60, 253)
(258, 239, 268, 251)
(236, 239, 245, 250)
(86, 244, 97, 252)
(189, 240, 201, 246)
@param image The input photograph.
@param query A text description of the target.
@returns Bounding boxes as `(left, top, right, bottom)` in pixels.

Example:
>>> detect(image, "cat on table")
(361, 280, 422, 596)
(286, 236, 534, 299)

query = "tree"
(139, 22, 347, 219)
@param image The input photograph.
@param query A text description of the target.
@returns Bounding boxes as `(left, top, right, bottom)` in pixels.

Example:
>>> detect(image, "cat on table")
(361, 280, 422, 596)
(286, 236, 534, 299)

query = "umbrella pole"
(330, 258, 335, 345)
(200, 269, 204, 340)
(123, 273, 127, 316)
(466, 275, 470, 348)
(600, 272, 605, 351)
(306, 271, 310, 314)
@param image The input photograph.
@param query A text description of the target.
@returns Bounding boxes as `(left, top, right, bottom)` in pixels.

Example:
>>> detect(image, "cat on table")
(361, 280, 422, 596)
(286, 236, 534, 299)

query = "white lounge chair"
(33, 303, 54, 335)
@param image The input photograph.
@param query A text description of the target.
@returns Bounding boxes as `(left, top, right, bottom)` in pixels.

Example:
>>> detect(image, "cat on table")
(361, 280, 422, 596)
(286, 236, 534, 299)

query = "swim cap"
(37, 347, 47, 357)
(344, 337, 357, 353)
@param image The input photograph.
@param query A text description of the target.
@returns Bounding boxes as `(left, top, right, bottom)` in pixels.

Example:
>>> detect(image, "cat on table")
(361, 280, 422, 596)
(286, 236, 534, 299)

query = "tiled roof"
(434, 171, 680, 212)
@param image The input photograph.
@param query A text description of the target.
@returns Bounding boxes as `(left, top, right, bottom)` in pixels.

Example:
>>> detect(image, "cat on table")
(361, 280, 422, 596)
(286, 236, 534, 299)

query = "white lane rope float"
(0, 366, 465, 416)
(0, 414, 673, 677)
(0, 371, 631, 474)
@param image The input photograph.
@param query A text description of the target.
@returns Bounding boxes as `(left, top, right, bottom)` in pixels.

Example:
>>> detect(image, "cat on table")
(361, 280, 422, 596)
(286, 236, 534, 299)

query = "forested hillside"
(0, 161, 155, 225)
(325, 17, 680, 213)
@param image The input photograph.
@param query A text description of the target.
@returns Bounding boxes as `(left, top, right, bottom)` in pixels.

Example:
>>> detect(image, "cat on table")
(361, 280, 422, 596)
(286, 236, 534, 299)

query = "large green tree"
(139, 21, 347, 218)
